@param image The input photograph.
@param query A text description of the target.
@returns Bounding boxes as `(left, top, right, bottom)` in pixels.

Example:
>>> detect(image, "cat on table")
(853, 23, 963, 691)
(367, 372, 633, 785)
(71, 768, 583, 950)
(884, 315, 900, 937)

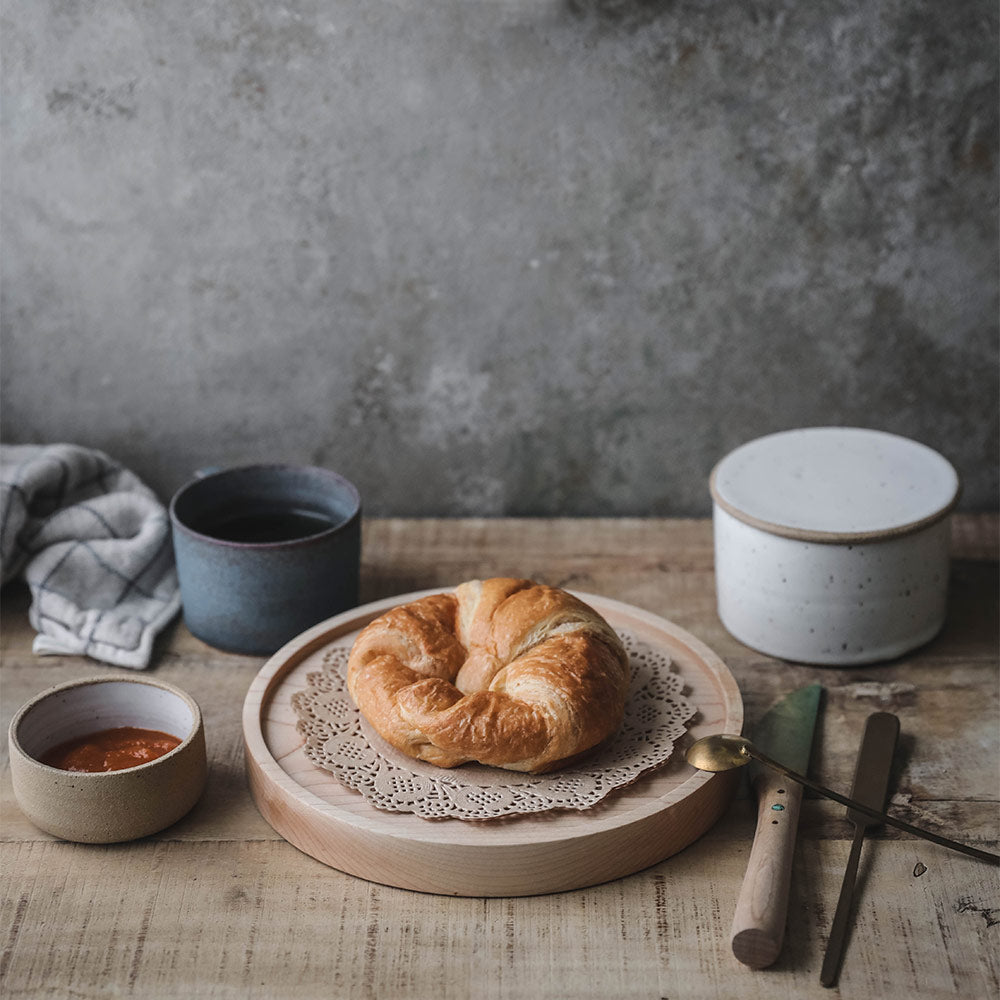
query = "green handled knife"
(731, 683, 823, 969)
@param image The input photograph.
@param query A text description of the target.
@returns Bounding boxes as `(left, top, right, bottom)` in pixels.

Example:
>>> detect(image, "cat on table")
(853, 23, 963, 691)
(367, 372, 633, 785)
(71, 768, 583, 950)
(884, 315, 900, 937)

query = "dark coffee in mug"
(198, 508, 335, 544)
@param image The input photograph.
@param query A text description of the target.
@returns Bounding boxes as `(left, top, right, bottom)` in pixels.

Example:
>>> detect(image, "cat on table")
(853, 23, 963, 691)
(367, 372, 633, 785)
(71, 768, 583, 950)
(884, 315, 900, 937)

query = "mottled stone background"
(2, 0, 997, 515)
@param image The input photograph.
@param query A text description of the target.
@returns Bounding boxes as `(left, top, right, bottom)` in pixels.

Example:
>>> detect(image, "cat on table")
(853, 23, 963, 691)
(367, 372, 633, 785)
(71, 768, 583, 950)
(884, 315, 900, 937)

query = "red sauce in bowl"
(40, 727, 183, 772)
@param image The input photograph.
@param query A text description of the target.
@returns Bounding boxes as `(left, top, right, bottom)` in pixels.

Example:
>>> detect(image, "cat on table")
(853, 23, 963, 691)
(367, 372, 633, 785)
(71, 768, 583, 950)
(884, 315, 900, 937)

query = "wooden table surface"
(2, 516, 998, 999)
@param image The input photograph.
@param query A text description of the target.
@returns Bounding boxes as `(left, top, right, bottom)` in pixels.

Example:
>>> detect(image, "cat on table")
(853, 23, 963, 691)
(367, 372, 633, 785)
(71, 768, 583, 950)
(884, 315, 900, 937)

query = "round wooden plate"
(242, 589, 743, 897)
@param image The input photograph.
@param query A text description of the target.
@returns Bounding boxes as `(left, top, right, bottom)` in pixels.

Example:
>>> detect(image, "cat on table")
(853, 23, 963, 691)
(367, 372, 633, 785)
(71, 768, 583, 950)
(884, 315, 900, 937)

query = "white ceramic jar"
(710, 427, 960, 665)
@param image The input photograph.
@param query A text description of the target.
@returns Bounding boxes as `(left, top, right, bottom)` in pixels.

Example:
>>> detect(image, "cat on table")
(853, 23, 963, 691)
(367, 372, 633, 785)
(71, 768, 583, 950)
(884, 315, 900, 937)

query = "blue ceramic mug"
(169, 464, 361, 655)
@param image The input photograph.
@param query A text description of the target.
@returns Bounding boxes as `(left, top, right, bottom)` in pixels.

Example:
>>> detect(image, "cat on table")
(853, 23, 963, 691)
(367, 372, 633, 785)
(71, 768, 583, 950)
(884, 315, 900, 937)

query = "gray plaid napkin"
(0, 443, 180, 668)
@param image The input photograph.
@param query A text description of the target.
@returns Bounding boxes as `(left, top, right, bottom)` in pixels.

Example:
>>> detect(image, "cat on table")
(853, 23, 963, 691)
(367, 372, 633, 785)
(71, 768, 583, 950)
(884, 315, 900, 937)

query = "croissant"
(346, 578, 630, 774)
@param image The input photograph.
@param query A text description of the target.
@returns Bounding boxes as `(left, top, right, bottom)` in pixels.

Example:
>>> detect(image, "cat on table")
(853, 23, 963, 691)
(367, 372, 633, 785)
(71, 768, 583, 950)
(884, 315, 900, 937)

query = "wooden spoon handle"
(730, 766, 804, 968)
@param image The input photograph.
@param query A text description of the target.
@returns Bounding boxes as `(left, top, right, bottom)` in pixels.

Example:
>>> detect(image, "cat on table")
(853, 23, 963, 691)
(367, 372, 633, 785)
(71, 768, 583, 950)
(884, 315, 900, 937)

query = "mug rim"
(169, 462, 362, 550)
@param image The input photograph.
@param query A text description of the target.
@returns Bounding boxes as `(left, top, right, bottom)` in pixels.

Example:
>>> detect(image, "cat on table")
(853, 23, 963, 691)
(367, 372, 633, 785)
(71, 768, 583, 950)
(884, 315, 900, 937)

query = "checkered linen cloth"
(0, 444, 181, 668)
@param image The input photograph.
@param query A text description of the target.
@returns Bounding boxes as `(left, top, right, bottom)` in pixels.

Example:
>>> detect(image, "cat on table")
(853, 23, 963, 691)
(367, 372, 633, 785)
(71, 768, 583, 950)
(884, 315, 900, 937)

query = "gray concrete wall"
(2, 0, 997, 515)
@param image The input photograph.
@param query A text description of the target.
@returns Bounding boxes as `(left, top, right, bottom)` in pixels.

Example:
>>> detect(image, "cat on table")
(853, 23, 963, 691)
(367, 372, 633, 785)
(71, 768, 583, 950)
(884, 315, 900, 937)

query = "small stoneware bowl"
(8, 676, 207, 843)
(710, 427, 960, 665)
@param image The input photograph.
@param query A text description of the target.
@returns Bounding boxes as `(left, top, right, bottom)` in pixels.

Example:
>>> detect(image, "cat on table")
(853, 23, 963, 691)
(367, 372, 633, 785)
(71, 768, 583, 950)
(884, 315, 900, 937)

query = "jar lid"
(709, 427, 961, 542)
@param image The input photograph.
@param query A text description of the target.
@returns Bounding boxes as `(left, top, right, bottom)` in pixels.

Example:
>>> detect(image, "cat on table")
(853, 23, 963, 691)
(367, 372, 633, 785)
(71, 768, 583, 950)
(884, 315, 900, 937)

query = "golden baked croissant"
(346, 578, 630, 774)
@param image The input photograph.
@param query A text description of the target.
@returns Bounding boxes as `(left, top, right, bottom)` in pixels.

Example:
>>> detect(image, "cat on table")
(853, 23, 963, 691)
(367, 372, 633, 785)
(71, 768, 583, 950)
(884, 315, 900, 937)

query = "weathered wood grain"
(2, 516, 997, 999)
(1, 837, 996, 1000)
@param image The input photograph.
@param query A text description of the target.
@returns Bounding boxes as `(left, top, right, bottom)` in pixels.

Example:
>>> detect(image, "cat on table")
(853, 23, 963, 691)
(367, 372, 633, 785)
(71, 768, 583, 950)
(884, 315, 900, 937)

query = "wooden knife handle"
(730, 766, 805, 969)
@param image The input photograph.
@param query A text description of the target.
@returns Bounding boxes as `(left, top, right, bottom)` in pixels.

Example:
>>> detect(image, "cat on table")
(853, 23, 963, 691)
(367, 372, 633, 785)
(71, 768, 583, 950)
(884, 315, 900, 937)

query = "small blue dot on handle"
(771, 803, 785, 811)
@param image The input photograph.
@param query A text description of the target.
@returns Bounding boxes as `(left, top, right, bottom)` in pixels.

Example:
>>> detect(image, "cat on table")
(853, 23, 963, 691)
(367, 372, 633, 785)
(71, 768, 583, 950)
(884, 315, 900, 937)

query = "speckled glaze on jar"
(9, 676, 207, 843)
(710, 428, 960, 666)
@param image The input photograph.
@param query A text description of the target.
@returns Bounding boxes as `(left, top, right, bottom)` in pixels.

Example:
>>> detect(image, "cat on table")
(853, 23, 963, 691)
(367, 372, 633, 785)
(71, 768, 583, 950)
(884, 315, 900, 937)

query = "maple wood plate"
(242, 589, 743, 897)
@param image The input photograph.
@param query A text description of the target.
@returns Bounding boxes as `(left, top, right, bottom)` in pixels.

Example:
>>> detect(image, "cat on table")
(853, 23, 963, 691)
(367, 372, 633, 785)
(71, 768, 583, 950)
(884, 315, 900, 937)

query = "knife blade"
(731, 683, 823, 969)
(819, 711, 900, 988)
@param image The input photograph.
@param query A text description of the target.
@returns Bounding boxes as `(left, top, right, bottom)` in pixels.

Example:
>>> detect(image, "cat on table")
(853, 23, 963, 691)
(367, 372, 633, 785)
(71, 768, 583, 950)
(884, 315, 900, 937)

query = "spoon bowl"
(685, 734, 754, 772)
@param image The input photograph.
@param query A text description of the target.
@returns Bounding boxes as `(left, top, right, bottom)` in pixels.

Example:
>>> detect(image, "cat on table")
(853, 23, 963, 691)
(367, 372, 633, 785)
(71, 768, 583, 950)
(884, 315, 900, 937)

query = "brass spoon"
(687, 734, 1000, 866)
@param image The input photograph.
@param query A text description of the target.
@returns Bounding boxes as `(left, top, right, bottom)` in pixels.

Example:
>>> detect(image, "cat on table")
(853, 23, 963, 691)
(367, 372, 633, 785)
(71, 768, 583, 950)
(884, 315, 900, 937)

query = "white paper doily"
(292, 629, 696, 822)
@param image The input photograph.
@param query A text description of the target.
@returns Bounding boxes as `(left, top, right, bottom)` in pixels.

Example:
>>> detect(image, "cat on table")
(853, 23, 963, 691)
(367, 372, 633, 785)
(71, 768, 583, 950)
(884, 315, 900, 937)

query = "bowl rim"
(8, 675, 204, 779)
